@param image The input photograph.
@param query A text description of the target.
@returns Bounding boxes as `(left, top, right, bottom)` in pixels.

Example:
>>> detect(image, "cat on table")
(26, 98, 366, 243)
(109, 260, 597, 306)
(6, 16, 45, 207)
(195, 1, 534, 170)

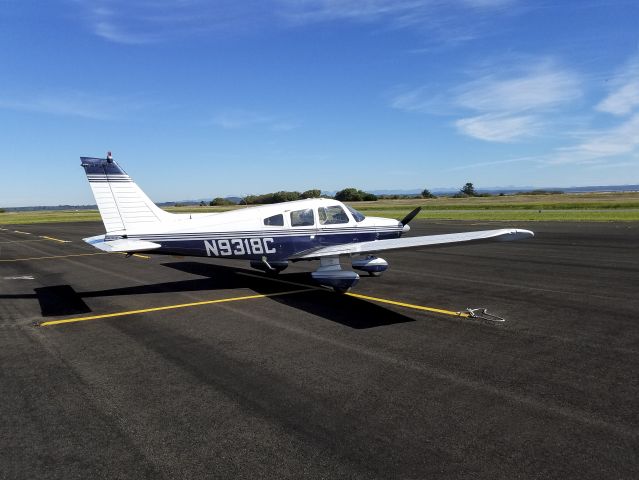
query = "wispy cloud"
(0, 91, 144, 120)
(454, 62, 581, 113)
(448, 155, 541, 171)
(596, 55, 639, 116)
(455, 114, 541, 142)
(550, 113, 639, 164)
(452, 61, 581, 141)
(280, 0, 520, 48)
(389, 86, 442, 113)
(75, 0, 519, 45)
(391, 58, 582, 142)
(77, 0, 272, 44)
(391, 52, 639, 164)
(93, 17, 160, 45)
(279, 0, 515, 24)
(543, 52, 639, 166)
(211, 109, 298, 131)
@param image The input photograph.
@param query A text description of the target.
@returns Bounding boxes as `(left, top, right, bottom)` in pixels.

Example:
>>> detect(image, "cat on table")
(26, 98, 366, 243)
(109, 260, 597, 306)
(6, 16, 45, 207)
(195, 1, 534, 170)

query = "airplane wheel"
(333, 287, 350, 294)
(369, 271, 381, 277)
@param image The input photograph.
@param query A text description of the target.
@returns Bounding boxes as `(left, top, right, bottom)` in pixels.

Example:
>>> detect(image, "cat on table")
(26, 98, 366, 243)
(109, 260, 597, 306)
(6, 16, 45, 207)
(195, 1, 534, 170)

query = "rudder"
(81, 155, 171, 233)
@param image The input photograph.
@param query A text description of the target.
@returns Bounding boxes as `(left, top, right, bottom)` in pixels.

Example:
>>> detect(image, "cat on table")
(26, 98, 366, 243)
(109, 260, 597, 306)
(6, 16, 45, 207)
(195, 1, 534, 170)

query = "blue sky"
(1, 0, 638, 206)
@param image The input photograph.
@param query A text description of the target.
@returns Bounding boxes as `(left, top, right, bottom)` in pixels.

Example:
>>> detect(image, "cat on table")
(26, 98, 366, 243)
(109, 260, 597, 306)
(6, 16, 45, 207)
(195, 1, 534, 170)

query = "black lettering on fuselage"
(204, 237, 277, 257)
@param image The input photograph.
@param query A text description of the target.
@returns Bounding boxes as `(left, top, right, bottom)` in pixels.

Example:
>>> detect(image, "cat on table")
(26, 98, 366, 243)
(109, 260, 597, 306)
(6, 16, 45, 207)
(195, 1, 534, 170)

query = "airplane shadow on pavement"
(9, 261, 416, 329)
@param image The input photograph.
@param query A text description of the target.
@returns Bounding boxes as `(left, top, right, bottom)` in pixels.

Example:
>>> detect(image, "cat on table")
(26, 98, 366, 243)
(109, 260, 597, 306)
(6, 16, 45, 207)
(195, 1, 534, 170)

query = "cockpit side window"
(290, 209, 315, 227)
(263, 214, 284, 226)
(318, 205, 349, 225)
(346, 205, 366, 222)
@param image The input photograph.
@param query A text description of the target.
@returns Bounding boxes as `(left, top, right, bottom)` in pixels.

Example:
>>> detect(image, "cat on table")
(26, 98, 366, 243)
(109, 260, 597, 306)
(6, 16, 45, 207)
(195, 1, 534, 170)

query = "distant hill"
(365, 185, 639, 196)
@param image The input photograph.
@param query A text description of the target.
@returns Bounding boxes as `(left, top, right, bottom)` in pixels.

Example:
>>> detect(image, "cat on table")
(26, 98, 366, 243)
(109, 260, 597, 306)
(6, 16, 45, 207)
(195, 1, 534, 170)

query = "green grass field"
(2, 192, 639, 224)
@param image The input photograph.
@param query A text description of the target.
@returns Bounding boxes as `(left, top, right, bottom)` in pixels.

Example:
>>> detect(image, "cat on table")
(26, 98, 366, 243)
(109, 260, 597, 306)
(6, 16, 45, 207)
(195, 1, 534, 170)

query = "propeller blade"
(400, 207, 422, 225)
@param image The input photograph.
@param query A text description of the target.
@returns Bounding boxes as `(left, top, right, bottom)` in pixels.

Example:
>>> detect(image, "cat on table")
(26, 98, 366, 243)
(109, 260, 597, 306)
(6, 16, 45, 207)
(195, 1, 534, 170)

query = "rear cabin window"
(263, 214, 284, 226)
(318, 205, 349, 225)
(290, 209, 314, 227)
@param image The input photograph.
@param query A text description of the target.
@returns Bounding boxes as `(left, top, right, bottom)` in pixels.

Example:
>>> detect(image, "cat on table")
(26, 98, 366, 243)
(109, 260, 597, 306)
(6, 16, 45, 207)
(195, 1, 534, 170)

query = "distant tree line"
(209, 197, 236, 206)
(206, 188, 379, 206)
(203, 181, 566, 207)
(334, 188, 377, 202)
(210, 189, 323, 206)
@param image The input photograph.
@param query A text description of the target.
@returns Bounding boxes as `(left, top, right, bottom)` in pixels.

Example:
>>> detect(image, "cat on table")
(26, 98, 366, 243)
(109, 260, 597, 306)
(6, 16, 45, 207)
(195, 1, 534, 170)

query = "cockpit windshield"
(346, 205, 366, 222)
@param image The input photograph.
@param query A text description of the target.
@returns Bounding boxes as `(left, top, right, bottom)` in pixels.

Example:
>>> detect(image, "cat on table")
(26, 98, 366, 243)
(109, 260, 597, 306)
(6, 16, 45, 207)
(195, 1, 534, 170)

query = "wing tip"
(500, 228, 534, 241)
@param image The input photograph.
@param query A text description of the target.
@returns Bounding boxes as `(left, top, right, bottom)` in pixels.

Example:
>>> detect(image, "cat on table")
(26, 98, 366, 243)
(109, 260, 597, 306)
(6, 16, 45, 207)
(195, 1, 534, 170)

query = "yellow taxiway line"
(0, 252, 149, 262)
(40, 288, 314, 326)
(345, 292, 470, 318)
(39, 235, 72, 243)
(238, 271, 469, 318)
(0, 252, 109, 262)
(0, 239, 51, 244)
(0, 235, 72, 245)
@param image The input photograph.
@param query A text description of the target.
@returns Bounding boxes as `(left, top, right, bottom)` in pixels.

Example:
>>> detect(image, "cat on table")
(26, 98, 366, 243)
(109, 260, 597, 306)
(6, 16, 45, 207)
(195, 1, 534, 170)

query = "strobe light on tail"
(80, 154, 534, 293)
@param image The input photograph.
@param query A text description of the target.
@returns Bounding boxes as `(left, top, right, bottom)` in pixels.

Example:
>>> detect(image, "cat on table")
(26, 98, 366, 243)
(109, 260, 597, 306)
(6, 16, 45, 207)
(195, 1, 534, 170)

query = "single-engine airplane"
(81, 155, 534, 292)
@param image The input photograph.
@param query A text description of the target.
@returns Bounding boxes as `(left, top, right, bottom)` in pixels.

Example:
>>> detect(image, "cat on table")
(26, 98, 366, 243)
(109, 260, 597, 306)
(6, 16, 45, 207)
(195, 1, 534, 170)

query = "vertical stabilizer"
(80, 156, 171, 233)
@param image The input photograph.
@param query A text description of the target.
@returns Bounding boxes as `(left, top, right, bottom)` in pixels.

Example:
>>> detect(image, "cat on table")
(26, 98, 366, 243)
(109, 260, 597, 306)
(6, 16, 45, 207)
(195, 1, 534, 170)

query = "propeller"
(399, 207, 422, 226)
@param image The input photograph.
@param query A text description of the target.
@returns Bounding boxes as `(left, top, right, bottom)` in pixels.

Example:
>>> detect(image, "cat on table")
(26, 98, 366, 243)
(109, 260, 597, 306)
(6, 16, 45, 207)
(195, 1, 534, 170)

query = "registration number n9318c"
(204, 237, 276, 257)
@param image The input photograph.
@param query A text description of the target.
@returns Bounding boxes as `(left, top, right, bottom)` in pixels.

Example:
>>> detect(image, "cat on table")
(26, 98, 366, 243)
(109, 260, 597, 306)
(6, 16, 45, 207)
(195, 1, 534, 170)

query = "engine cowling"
(352, 256, 389, 276)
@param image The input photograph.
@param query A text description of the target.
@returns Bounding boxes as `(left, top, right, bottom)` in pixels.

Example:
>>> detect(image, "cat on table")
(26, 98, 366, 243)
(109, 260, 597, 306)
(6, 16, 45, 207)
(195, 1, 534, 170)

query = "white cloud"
(389, 86, 442, 113)
(448, 155, 540, 171)
(455, 62, 581, 112)
(279, 0, 515, 24)
(462, 0, 514, 6)
(448, 60, 582, 142)
(390, 59, 582, 143)
(211, 109, 298, 131)
(0, 91, 139, 120)
(550, 113, 639, 164)
(78, 0, 272, 44)
(455, 114, 540, 142)
(596, 56, 639, 116)
(93, 20, 159, 45)
(75, 0, 519, 44)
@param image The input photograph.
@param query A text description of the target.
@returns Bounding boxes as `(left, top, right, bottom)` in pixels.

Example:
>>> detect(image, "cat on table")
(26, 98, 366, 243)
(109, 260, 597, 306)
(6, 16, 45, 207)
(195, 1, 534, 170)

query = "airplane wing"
(83, 234, 161, 253)
(289, 228, 534, 260)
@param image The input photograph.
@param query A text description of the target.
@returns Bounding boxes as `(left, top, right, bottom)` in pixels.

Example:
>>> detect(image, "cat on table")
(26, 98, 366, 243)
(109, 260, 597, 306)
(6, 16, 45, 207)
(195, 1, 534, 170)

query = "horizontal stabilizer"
(289, 228, 534, 260)
(83, 235, 161, 253)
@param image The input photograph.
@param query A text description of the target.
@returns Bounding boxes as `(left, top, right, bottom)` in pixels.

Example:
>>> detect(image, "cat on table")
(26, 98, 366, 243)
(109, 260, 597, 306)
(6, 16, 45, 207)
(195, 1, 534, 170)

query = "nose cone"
(402, 223, 411, 233)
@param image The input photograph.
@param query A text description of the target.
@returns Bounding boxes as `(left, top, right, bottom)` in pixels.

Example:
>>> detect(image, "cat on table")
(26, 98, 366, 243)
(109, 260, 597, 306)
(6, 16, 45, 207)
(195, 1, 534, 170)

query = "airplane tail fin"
(80, 155, 172, 233)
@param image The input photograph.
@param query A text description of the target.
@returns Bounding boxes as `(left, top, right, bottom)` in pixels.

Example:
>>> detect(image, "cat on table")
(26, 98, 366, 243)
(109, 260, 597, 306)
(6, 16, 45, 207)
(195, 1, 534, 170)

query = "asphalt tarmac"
(1, 220, 637, 479)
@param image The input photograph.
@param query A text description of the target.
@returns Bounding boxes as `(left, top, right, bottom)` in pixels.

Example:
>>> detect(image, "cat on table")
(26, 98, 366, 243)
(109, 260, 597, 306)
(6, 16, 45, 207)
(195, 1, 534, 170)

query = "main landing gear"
(311, 257, 359, 293)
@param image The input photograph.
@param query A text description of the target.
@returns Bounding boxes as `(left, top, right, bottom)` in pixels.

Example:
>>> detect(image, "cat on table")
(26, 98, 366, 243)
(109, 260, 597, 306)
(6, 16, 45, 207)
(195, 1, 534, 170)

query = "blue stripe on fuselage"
(135, 229, 401, 260)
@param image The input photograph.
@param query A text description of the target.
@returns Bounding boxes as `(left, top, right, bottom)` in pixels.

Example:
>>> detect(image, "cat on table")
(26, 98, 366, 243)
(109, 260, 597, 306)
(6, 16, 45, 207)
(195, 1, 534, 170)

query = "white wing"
(289, 228, 534, 260)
